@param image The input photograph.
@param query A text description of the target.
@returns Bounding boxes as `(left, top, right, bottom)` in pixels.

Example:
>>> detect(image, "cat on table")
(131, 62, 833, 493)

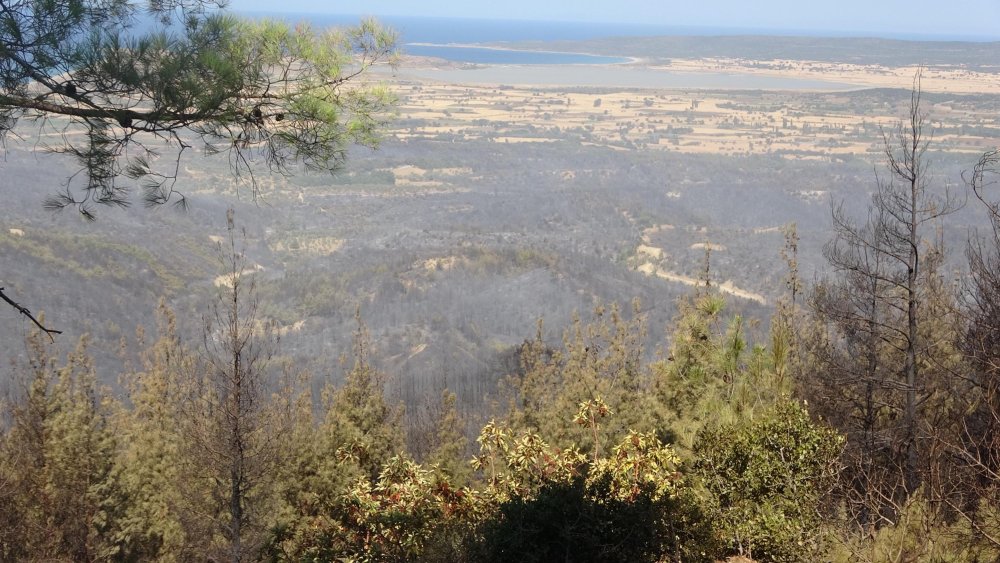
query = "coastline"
(404, 42, 636, 65)
(396, 48, 1000, 95)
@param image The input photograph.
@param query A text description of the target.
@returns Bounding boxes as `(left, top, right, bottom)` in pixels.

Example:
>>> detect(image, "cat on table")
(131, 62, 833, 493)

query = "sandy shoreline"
(397, 49, 1000, 94)
(407, 41, 633, 59)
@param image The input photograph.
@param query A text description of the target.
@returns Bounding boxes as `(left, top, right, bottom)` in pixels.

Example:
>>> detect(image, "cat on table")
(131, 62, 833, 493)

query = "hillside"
(1, 35, 997, 413)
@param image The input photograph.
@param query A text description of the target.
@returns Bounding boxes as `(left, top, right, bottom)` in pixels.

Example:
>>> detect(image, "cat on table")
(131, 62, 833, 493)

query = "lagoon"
(405, 44, 629, 65)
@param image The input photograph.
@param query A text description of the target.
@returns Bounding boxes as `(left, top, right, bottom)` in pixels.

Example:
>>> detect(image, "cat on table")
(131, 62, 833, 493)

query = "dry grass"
(388, 57, 1000, 160)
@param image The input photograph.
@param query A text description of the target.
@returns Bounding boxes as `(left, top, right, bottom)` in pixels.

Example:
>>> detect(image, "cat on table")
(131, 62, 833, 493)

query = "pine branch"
(0, 287, 62, 341)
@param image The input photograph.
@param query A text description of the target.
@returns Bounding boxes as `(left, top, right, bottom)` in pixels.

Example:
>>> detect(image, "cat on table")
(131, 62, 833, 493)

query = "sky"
(229, 0, 1000, 40)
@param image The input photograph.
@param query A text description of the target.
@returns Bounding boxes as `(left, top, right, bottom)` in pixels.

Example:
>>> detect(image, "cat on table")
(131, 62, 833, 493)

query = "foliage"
(472, 420, 587, 502)
(268, 455, 478, 563)
(694, 400, 844, 562)
(472, 475, 706, 563)
(1, 0, 397, 217)
(0, 333, 135, 560)
(470, 422, 715, 563)
(504, 302, 652, 457)
(825, 491, 1000, 563)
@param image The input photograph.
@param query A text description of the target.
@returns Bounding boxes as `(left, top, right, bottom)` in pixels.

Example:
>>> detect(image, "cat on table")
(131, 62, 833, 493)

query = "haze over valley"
(3, 20, 997, 411)
(8, 1, 1000, 558)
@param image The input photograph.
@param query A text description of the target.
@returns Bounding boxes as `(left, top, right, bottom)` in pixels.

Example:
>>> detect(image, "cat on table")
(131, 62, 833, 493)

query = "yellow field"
(386, 56, 1000, 160)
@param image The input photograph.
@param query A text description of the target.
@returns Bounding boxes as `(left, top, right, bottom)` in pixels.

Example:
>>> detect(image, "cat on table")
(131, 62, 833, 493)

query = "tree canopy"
(0, 0, 398, 218)
(0, 0, 397, 335)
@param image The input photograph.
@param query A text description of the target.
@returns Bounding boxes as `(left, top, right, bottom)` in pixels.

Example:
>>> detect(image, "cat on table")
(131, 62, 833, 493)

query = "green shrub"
(694, 400, 844, 562)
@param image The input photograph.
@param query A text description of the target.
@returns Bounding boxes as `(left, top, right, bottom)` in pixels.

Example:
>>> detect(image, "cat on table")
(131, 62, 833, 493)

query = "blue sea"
(241, 12, 1000, 44)
(242, 13, 727, 45)
(241, 14, 675, 64)
(239, 12, 1000, 65)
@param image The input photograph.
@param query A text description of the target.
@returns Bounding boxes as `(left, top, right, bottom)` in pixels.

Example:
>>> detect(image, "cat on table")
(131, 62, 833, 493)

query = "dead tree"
(807, 71, 962, 527)
(187, 209, 280, 562)
(948, 149, 1000, 549)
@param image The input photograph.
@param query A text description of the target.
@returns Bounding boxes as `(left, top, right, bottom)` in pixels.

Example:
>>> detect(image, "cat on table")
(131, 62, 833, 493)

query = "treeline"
(0, 266, 841, 561)
(2, 209, 999, 562)
(5, 95, 1000, 563)
(505, 35, 1000, 69)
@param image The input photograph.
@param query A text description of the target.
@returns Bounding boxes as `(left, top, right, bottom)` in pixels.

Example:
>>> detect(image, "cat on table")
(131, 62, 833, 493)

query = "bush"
(469, 425, 718, 562)
(694, 400, 844, 562)
(471, 473, 716, 563)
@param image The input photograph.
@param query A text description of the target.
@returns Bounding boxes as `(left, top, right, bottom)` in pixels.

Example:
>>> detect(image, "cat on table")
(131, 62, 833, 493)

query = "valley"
(1, 36, 997, 419)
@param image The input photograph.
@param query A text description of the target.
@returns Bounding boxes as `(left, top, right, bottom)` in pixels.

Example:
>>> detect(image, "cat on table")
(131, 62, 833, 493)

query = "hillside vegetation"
(4, 32, 1000, 561)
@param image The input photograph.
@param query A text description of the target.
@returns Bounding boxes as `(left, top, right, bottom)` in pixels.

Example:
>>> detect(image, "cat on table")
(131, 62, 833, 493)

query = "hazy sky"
(230, 0, 1000, 39)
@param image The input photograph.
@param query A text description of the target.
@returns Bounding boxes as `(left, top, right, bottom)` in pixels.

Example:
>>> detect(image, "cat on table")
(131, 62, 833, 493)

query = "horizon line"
(235, 10, 1000, 43)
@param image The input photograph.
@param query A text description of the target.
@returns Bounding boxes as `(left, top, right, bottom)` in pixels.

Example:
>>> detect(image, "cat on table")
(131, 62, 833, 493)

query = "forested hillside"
(4, 1, 1000, 560)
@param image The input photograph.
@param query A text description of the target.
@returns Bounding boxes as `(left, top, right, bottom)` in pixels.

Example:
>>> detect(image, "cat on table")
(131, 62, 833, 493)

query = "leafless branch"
(0, 287, 61, 341)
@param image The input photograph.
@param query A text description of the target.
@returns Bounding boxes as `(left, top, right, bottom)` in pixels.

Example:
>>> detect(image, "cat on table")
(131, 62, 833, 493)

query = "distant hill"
(501, 35, 1000, 69)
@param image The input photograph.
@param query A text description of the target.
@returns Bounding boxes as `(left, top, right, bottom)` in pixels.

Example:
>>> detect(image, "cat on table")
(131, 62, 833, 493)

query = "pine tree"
(803, 74, 962, 534)
(116, 302, 196, 560)
(1, 0, 397, 218)
(426, 389, 472, 485)
(505, 301, 650, 457)
(322, 310, 405, 484)
(651, 292, 732, 450)
(268, 311, 408, 559)
(1, 0, 397, 330)
(179, 209, 285, 561)
(0, 332, 133, 560)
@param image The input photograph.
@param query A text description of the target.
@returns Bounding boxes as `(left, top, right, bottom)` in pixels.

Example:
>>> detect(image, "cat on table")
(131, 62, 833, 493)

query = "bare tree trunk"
(191, 208, 279, 561)
(229, 268, 244, 563)
(893, 82, 925, 493)
(807, 70, 961, 531)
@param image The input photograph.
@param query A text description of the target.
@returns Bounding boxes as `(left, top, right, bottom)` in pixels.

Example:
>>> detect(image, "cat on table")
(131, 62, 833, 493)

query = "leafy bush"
(694, 400, 844, 562)
(267, 455, 478, 562)
(469, 423, 717, 562)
